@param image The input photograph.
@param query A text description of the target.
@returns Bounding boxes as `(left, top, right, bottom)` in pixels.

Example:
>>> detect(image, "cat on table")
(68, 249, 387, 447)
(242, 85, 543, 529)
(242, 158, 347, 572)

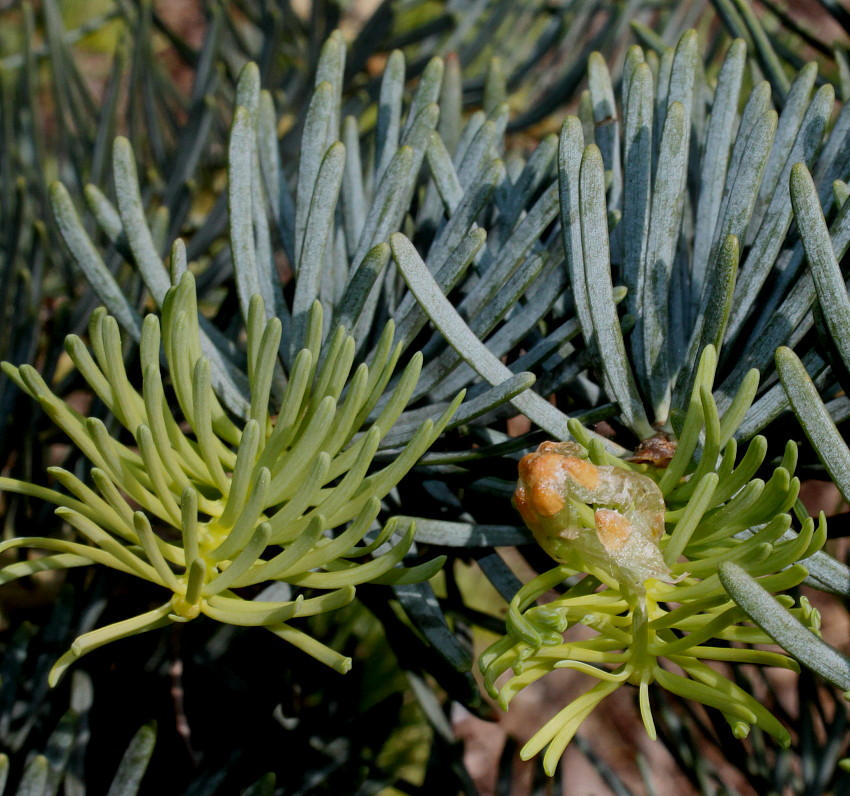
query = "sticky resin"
(514, 441, 670, 591)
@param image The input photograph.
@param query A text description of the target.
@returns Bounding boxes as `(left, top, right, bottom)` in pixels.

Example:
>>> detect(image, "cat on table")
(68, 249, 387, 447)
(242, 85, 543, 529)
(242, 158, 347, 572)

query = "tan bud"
(594, 508, 632, 552)
(563, 456, 600, 491)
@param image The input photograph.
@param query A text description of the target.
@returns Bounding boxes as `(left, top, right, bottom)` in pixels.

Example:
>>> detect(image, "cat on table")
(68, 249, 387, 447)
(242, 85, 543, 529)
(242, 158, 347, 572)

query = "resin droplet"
(515, 441, 670, 591)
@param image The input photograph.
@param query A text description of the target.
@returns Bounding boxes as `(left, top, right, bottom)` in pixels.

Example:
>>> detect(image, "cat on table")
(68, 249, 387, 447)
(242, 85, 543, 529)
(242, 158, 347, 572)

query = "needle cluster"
(0, 266, 459, 683)
(480, 346, 825, 773)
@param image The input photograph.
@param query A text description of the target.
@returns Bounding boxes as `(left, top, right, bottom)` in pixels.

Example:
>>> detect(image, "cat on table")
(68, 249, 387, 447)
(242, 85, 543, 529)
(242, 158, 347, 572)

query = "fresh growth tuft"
(0, 268, 459, 683)
(480, 346, 824, 772)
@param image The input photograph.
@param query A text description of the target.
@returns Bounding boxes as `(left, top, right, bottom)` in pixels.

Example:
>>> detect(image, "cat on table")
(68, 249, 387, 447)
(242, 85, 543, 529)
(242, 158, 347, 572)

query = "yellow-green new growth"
(0, 269, 461, 684)
(480, 346, 826, 774)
